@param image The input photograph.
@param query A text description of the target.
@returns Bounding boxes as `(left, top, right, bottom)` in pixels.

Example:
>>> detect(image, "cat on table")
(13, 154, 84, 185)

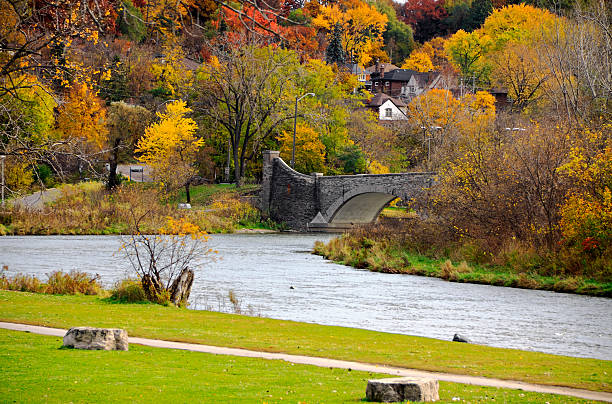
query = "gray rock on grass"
(452, 333, 470, 343)
(63, 327, 128, 351)
(366, 377, 439, 402)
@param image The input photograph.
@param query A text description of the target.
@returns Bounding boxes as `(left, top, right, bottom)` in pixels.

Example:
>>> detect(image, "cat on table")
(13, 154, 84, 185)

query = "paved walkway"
(1, 321, 610, 402)
(10, 188, 61, 210)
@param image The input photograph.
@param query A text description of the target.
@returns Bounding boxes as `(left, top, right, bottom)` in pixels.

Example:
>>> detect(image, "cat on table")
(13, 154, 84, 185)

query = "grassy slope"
(174, 183, 260, 207)
(1, 329, 599, 404)
(0, 291, 610, 393)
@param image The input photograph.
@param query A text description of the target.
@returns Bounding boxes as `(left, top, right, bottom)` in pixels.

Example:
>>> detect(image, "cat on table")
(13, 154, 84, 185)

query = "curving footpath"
(1, 321, 610, 403)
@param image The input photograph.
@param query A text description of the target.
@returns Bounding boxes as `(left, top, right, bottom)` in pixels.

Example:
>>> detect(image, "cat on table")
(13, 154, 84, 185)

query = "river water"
(1, 234, 611, 360)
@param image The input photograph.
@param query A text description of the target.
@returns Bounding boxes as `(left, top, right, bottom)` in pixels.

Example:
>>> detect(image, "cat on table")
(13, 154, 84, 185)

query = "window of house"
(374, 82, 379, 87)
(385, 81, 390, 86)
(409, 85, 415, 93)
(385, 108, 392, 117)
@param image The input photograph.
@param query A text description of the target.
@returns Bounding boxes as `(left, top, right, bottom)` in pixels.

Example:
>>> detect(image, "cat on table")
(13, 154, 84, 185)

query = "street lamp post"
(1, 155, 5, 208)
(292, 92, 315, 169)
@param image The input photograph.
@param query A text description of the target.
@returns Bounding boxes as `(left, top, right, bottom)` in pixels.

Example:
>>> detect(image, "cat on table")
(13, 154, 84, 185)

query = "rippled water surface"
(1, 234, 611, 360)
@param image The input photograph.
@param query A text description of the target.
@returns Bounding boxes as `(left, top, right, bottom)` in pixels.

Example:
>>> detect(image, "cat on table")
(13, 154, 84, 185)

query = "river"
(1, 234, 611, 360)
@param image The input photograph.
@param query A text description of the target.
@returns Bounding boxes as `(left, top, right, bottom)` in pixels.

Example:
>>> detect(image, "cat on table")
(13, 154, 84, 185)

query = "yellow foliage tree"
(150, 40, 193, 96)
(481, 4, 558, 49)
(278, 123, 326, 174)
(407, 89, 496, 168)
(445, 29, 494, 81)
(57, 83, 108, 150)
(401, 50, 434, 72)
(135, 100, 203, 200)
(421, 37, 448, 69)
(312, 0, 388, 66)
(558, 128, 612, 263)
(490, 42, 549, 112)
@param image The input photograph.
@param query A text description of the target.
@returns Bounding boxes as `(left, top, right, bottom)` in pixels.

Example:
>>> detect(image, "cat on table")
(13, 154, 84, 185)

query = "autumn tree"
(57, 83, 109, 151)
(400, 0, 447, 43)
(0, 74, 58, 193)
(445, 4, 559, 85)
(491, 42, 549, 112)
(347, 109, 401, 173)
(312, 0, 388, 66)
(193, 41, 298, 185)
(372, 0, 415, 65)
(445, 29, 493, 83)
(0, 0, 117, 190)
(106, 102, 153, 189)
(278, 123, 326, 173)
(121, 216, 211, 306)
(401, 49, 434, 72)
(135, 100, 203, 201)
(535, 2, 612, 124)
(558, 127, 612, 274)
(406, 89, 496, 169)
(294, 59, 361, 173)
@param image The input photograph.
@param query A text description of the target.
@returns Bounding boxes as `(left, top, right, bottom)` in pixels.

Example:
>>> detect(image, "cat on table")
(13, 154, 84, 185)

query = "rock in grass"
(366, 377, 439, 402)
(63, 327, 128, 351)
(452, 333, 470, 343)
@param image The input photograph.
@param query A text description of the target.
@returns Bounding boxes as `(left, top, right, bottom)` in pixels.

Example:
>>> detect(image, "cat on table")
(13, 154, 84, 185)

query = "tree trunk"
(233, 146, 242, 186)
(169, 267, 194, 307)
(141, 274, 164, 303)
(107, 138, 121, 190)
(185, 181, 191, 204)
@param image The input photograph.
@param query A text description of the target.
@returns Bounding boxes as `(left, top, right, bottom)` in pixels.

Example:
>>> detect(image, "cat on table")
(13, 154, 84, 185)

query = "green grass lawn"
(0, 329, 601, 404)
(174, 183, 260, 207)
(1, 291, 610, 393)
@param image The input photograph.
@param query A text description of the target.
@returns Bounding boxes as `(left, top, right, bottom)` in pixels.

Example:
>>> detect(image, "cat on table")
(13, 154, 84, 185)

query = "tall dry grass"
(0, 270, 103, 295)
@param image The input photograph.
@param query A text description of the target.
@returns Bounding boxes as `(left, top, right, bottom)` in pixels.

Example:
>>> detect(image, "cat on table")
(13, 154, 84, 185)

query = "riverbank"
(0, 182, 281, 235)
(0, 291, 609, 393)
(313, 233, 612, 298)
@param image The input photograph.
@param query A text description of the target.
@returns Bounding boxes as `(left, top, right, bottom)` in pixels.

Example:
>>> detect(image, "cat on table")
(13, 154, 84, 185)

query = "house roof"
(365, 63, 399, 74)
(367, 93, 407, 108)
(350, 64, 366, 75)
(376, 69, 439, 86)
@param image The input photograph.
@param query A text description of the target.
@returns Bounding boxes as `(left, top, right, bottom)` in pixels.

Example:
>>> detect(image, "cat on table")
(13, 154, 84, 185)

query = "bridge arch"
(324, 186, 399, 224)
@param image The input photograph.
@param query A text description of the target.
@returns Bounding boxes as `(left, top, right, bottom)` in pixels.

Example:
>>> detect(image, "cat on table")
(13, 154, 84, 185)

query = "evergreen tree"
(326, 23, 346, 66)
(117, 0, 146, 42)
(468, 0, 493, 31)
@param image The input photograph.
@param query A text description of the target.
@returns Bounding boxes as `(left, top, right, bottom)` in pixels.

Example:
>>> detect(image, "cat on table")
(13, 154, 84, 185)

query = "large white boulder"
(63, 327, 128, 351)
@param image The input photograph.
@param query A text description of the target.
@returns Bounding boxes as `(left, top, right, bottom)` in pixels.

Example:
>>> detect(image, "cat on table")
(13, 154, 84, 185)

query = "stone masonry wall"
(267, 158, 318, 230)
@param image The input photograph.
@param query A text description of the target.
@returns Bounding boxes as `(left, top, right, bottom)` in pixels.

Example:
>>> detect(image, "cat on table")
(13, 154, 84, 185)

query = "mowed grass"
(0, 329, 600, 404)
(173, 183, 260, 207)
(0, 291, 610, 393)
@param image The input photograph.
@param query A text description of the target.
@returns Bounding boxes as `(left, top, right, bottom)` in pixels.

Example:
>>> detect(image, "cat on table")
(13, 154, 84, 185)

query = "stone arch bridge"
(259, 151, 435, 231)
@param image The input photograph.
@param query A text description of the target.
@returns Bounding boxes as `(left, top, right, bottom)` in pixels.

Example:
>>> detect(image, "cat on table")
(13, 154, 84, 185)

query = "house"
(364, 63, 398, 91)
(365, 93, 407, 121)
(370, 63, 441, 101)
(350, 64, 367, 85)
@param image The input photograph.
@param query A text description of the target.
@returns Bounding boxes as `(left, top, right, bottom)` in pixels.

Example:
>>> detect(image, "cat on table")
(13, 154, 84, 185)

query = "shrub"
(110, 278, 148, 303)
(0, 270, 43, 293)
(0, 270, 102, 295)
(44, 271, 102, 295)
